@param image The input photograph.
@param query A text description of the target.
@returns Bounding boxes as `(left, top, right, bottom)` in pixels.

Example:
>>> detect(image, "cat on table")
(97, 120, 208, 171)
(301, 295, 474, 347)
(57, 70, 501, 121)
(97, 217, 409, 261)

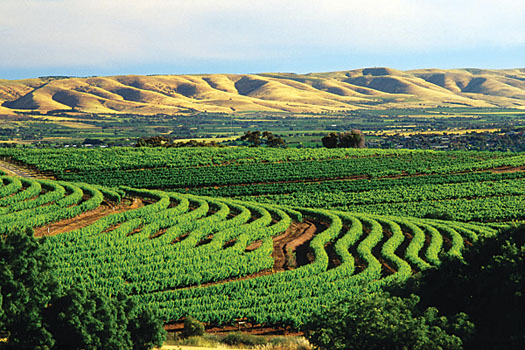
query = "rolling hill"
(1, 68, 524, 115)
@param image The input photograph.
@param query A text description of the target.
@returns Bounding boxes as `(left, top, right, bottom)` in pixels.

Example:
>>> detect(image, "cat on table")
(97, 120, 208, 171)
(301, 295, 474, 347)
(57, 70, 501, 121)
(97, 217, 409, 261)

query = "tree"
(339, 130, 365, 148)
(321, 133, 338, 148)
(262, 131, 286, 148)
(43, 288, 126, 350)
(239, 131, 261, 146)
(43, 289, 165, 350)
(400, 224, 525, 350)
(125, 296, 166, 350)
(302, 293, 471, 350)
(0, 228, 56, 349)
(321, 130, 365, 148)
(135, 136, 171, 147)
(0, 229, 166, 350)
(240, 131, 285, 147)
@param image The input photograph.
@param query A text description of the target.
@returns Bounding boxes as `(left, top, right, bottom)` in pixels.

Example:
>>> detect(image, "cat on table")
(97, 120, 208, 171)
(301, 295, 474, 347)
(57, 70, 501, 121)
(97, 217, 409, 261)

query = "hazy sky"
(1, 0, 524, 79)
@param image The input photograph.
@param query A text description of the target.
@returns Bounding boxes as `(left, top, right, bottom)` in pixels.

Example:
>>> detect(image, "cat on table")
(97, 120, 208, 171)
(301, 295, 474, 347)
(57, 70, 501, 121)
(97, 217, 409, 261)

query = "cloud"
(0, 0, 523, 71)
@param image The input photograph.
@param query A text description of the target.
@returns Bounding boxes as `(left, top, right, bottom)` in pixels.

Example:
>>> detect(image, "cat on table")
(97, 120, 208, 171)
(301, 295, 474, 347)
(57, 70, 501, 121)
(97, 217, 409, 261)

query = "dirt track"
(33, 198, 143, 237)
(0, 159, 53, 179)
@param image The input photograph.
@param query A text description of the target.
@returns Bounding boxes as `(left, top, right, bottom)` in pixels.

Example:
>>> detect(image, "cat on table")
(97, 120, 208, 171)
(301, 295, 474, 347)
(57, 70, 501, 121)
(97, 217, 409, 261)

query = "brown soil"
(421, 231, 433, 262)
(441, 234, 453, 251)
(373, 226, 397, 276)
(490, 165, 525, 173)
(33, 198, 143, 237)
(272, 221, 317, 271)
(165, 321, 302, 336)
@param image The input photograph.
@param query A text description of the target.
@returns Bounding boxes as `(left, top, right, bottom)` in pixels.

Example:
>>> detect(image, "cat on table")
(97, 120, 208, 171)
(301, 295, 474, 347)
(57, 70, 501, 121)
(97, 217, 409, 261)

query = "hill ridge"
(1, 67, 524, 115)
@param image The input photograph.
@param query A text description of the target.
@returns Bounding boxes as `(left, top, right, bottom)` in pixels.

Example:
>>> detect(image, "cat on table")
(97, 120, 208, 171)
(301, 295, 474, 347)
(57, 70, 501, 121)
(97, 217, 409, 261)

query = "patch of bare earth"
(245, 221, 317, 271)
(165, 321, 302, 336)
(33, 198, 143, 237)
(490, 165, 525, 173)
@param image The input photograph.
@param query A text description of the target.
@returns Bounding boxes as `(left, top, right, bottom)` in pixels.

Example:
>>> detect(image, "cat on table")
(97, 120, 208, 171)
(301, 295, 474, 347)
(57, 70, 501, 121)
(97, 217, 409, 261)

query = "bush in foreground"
(403, 224, 525, 350)
(182, 316, 205, 338)
(0, 229, 165, 350)
(302, 293, 471, 350)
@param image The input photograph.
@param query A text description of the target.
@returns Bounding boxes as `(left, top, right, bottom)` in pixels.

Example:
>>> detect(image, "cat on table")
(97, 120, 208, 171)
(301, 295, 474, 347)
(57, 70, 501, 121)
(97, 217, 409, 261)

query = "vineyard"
(0, 175, 501, 328)
(2, 147, 524, 222)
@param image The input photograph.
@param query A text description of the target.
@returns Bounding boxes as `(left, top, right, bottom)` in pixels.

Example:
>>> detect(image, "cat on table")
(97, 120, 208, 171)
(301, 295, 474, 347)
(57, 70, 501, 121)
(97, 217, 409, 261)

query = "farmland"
(2, 147, 524, 223)
(0, 144, 523, 350)
(0, 174, 499, 328)
(1, 107, 524, 148)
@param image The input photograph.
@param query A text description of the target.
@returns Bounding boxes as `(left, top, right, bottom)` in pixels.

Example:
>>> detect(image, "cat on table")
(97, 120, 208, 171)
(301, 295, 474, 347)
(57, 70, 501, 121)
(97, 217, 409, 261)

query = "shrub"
(221, 332, 266, 347)
(182, 316, 204, 338)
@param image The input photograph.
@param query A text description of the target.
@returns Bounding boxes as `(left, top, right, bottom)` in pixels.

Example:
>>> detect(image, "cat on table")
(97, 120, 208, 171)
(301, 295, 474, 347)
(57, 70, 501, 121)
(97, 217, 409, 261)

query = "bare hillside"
(1, 68, 524, 114)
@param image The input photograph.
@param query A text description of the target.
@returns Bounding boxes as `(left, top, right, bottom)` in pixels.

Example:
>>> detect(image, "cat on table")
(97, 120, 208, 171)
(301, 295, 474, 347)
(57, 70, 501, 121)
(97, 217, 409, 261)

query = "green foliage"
(44, 288, 127, 350)
(240, 131, 286, 147)
(424, 210, 454, 221)
(0, 175, 498, 328)
(322, 130, 365, 148)
(0, 228, 165, 350)
(240, 131, 262, 146)
(302, 293, 471, 350)
(9, 146, 521, 222)
(0, 228, 56, 349)
(403, 224, 525, 350)
(125, 299, 166, 350)
(221, 332, 266, 347)
(44, 289, 165, 350)
(182, 316, 204, 338)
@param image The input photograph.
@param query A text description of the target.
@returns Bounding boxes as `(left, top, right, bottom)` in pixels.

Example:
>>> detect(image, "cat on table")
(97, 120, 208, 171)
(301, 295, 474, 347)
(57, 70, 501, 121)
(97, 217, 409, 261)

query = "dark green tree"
(402, 224, 525, 350)
(43, 289, 165, 350)
(124, 294, 166, 350)
(321, 133, 338, 148)
(1, 229, 166, 350)
(339, 130, 365, 148)
(263, 131, 286, 148)
(302, 293, 471, 350)
(0, 228, 56, 349)
(322, 130, 365, 148)
(135, 136, 171, 147)
(44, 288, 128, 350)
(239, 131, 261, 146)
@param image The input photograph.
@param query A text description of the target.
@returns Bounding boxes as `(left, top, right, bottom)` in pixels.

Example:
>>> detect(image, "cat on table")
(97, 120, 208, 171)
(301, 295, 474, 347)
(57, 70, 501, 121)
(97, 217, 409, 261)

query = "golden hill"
(1, 68, 524, 114)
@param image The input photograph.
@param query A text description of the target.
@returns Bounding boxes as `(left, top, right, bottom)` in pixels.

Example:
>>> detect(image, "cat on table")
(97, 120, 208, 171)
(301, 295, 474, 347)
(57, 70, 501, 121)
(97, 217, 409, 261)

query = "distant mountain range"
(1, 67, 524, 115)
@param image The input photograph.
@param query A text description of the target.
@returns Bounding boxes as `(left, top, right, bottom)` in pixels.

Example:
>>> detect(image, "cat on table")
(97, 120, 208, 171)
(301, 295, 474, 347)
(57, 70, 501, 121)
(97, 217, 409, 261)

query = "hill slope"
(0, 176, 497, 327)
(1, 68, 524, 114)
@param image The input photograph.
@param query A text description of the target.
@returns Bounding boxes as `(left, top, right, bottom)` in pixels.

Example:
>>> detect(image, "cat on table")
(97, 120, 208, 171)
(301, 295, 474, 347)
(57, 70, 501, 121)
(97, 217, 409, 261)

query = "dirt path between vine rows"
(33, 198, 143, 237)
(271, 221, 317, 270)
(0, 159, 54, 179)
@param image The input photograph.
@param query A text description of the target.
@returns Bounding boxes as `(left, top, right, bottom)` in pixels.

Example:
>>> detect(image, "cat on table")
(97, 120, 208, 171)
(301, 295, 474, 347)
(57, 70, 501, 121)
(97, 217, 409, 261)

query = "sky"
(0, 0, 524, 80)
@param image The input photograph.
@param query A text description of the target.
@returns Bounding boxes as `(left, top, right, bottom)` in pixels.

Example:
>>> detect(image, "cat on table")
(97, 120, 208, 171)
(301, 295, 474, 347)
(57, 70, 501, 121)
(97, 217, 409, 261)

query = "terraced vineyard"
(0, 175, 499, 328)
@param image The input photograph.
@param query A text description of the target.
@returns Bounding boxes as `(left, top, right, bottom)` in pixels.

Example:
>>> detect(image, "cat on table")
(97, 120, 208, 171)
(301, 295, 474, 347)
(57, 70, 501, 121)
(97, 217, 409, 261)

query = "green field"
(0, 175, 498, 328)
(2, 147, 524, 222)
(2, 107, 524, 147)
(0, 145, 523, 333)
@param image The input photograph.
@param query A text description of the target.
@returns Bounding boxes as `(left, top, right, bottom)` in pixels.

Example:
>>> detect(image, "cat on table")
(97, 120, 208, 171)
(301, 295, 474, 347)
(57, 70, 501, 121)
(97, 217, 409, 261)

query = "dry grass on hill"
(0, 68, 524, 115)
